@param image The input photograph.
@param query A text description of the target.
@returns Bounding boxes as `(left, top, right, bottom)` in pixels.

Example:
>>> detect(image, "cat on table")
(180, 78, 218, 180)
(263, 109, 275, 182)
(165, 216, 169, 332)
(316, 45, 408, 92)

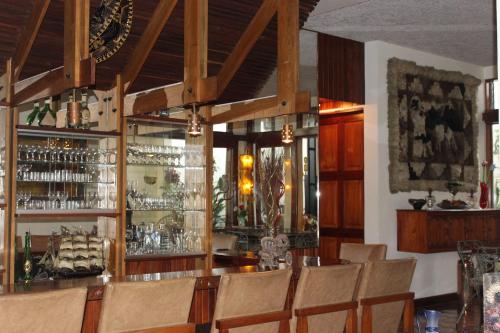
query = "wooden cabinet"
(397, 209, 500, 253)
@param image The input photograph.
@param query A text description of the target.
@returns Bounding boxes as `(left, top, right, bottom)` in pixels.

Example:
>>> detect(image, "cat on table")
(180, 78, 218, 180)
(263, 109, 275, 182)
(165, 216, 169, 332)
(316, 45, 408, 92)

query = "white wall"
(364, 41, 489, 298)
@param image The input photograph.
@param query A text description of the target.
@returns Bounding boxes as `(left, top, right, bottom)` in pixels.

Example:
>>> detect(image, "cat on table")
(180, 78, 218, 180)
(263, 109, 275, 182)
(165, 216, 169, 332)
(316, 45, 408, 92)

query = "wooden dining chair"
(292, 264, 362, 333)
(339, 243, 387, 263)
(356, 258, 417, 333)
(97, 277, 196, 333)
(0, 287, 87, 333)
(213, 269, 293, 333)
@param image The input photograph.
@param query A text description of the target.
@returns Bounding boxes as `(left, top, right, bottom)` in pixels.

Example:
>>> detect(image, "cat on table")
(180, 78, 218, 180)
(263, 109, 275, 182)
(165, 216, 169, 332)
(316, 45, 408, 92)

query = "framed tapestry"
(387, 58, 481, 193)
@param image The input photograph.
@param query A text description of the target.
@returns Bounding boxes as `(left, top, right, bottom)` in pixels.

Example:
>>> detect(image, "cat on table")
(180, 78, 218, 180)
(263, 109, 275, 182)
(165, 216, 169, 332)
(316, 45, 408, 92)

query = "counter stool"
(356, 258, 416, 333)
(0, 287, 87, 333)
(292, 264, 362, 333)
(98, 277, 196, 333)
(339, 243, 387, 263)
(213, 269, 292, 333)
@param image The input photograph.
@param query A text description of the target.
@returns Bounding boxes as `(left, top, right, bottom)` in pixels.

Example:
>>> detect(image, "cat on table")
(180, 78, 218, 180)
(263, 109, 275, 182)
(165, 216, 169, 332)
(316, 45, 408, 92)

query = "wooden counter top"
(0, 256, 344, 297)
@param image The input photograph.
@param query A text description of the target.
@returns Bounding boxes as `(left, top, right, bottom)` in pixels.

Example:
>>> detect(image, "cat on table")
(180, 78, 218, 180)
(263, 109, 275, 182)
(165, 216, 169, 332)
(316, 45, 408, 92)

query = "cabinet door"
(427, 216, 465, 251)
(319, 112, 364, 258)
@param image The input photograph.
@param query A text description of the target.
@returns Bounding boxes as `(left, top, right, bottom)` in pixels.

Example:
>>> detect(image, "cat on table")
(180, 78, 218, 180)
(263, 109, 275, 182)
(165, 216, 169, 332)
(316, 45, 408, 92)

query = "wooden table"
(0, 256, 346, 333)
(212, 250, 260, 267)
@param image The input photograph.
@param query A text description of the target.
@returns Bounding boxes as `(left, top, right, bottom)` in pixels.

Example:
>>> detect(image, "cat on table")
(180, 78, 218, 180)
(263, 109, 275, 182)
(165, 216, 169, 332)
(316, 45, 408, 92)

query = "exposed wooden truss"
(122, 0, 178, 93)
(125, 0, 306, 122)
(1, 0, 95, 106)
(12, 0, 51, 81)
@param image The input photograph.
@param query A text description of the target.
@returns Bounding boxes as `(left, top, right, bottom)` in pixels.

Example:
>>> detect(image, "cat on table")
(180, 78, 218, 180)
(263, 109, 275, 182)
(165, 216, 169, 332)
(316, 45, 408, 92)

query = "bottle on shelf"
(67, 90, 81, 129)
(23, 231, 33, 282)
(80, 91, 91, 129)
(38, 98, 56, 127)
(26, 102, 40, 126)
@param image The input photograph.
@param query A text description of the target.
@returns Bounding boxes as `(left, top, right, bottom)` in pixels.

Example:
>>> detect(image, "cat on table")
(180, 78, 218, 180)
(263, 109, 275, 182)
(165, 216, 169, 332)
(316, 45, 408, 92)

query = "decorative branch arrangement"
(258, 149, 285, 233)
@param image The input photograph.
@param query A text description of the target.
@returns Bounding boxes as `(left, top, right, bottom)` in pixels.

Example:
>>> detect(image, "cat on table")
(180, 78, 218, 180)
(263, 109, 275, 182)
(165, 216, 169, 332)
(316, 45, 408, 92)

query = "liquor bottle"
(80, 91, 91, 129)
(38, 98, 56, 127)
(67, 91, 81, 128)
(23, 231, 32, 282)
(26, 102, 40, 126)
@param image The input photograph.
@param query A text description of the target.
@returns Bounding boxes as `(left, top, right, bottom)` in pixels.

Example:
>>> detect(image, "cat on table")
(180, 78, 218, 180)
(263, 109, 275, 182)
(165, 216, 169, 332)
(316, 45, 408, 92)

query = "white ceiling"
(304, 0, 496, 66)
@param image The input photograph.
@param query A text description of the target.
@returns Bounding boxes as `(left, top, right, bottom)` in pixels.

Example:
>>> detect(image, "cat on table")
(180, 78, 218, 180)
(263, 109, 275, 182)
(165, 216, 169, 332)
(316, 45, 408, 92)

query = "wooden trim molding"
(215, 310, 291, 333)
(360, 292, 414, 333)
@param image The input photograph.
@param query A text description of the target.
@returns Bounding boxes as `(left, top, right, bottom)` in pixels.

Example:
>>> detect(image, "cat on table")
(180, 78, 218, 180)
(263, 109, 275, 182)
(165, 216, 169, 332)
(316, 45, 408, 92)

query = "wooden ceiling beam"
(122, 0, 178, 94)
(211, 91, 310, 124)
(12, 0, 51, 82)
(125, 82, 184, 116)
(216, 0, 278, 97)
(184, 0, 214, 104)
(277, 0, 299, 115)
(64, 0, 92, 88)
(13, 58, 94, 106)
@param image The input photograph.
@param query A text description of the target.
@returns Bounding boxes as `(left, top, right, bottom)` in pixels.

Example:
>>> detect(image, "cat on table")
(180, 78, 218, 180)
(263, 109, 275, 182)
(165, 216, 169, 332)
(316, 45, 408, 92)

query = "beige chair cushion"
(339, 243, 387, 263)
(211, 269, 292, 333)
(98, 277, 196, 333)
(212, 233, 238, 251)
(291, 264, 362, 333)
(356, 258, 417, 333)
(0, 287, 87, 333)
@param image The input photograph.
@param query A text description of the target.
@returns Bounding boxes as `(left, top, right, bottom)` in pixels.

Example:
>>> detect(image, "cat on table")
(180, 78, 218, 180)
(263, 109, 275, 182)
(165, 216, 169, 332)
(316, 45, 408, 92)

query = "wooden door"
(319, 111, 364, 258)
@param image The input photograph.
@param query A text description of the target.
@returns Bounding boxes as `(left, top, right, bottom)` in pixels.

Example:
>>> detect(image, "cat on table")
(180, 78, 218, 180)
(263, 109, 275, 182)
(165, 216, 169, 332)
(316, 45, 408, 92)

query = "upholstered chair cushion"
(291, 264, 362, 333)
(339, 243, 387, 263)
(98, 277, 196, 333)
(212, 233, 238, 251)
(356, 258, 417, 333)
(0, 287, 87, 333)
(211, 269, 292, 333)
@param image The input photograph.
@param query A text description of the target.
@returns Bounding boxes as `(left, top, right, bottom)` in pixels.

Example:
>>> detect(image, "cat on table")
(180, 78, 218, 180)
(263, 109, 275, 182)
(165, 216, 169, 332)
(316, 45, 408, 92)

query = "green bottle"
(38, 99, 55, 127)
(26, 102, 40, 126)
(23, 231, 32, 282)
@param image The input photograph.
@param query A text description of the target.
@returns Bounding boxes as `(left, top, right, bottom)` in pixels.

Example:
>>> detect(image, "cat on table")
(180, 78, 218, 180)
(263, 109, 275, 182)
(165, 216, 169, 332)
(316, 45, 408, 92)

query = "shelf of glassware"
(15, 130, 118, 217)
(16, 125, 121, 139)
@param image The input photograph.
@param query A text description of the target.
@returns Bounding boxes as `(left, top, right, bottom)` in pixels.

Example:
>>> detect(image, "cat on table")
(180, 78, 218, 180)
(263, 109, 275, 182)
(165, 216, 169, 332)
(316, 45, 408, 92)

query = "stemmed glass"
(109, 188, 117, 209)
(22, 192, 31, 209)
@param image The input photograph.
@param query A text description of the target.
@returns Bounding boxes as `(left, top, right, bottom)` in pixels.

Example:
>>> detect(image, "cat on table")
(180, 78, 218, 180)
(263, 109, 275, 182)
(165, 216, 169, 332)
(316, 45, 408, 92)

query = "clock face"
(89, 0, 133, 63)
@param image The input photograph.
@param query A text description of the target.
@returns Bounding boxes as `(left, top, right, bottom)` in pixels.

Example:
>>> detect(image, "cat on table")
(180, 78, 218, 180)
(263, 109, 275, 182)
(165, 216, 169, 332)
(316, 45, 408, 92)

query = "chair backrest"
(98, 277, 196, 333)
(211, 269, 292, 333)
(213, 233, 238, 251)
(339, 243, 387, 263)
(356, 258, 416, 333)
(291, 264, 362, 333)
(0, 287, 87, 333)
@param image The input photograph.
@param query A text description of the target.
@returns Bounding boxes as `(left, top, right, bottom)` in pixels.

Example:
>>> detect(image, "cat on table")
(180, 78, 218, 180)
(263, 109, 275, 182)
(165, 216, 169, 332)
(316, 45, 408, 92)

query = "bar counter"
(0, 256, 345, 333)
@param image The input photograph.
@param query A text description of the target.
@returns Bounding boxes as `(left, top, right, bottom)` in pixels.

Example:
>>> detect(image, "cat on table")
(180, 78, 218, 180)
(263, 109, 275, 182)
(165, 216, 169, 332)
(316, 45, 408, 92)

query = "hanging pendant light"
(281, 117, 294, 144)
(187, 103, 202, 137)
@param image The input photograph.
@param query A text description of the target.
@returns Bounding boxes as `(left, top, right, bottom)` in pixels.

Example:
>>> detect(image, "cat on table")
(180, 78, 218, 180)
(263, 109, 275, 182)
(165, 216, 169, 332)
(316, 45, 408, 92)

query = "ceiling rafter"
(12, 0, 51, 81)
(122, 0, 178, 94)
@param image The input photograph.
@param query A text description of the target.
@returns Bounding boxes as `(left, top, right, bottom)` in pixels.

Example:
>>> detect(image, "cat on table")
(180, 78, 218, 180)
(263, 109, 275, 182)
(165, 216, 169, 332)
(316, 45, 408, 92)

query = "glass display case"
(15, 127, 118, 216)
(125, 118, 206, 259)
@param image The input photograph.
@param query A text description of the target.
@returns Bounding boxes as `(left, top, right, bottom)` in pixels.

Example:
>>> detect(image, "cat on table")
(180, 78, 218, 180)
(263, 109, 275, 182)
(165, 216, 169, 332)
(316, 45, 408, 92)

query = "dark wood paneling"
(317, 33, 364, 104)
(318, 180, 339, 228)
(398, 209, 500, 253)
(319, 123, 339, 172)
(319, 112, 364, 258)
(343, 180, 364, 229)
(343, 120, 363, 171)
(125, 254, 205, 275)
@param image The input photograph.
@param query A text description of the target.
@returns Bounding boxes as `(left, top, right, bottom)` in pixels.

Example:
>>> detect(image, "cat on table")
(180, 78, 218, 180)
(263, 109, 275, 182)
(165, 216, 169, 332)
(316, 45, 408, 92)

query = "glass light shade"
(240, 177, 254, 195)
(282, 123, 294, 144)
(239, 154, 254, 169)
(187, 111, 202, 137)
